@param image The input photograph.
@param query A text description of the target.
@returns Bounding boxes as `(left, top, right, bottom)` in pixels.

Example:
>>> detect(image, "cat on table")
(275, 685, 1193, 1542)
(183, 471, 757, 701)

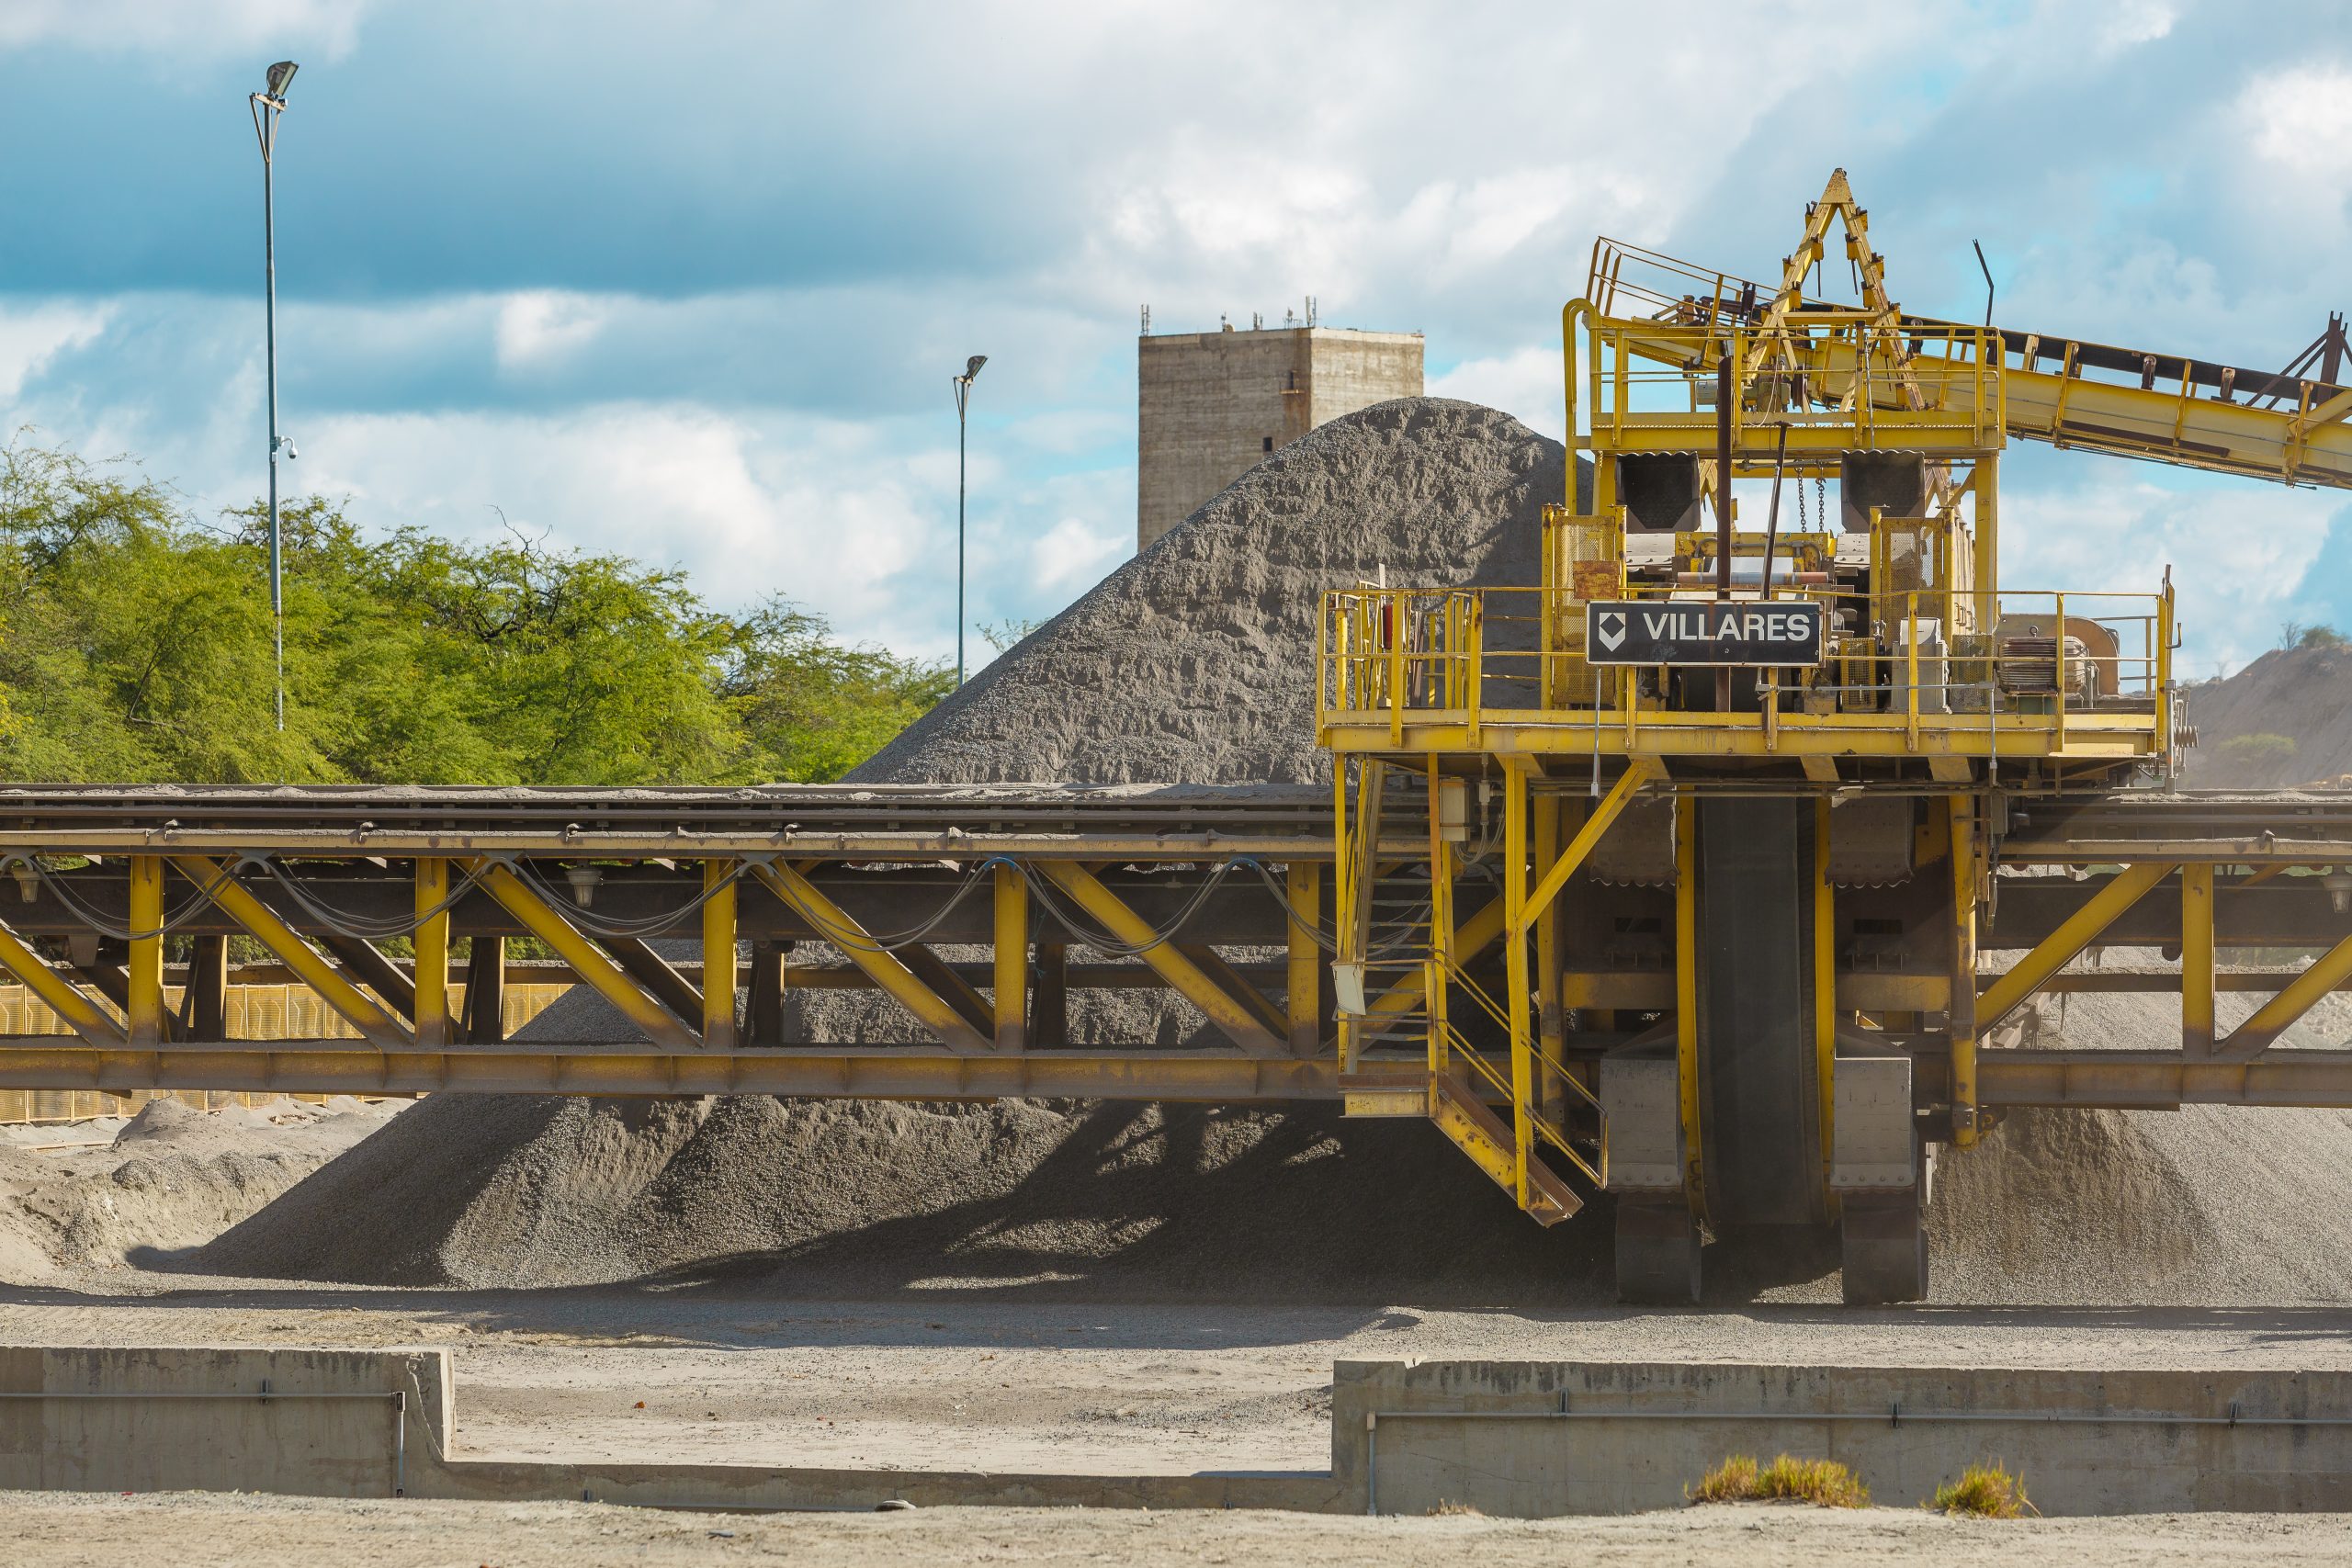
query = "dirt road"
(11, 1491, 2352, 1567)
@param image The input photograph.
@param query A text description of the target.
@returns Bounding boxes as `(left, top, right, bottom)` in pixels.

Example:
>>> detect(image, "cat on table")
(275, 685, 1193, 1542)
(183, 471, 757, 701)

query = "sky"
(1, 0, 2347, 678)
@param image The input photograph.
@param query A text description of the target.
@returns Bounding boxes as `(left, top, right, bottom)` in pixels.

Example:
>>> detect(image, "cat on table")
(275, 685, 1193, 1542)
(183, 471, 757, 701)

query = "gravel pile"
(856, 396, 1569, 784)
(2181, 642, 2352, 786)
(0, 1096, 401, 1284)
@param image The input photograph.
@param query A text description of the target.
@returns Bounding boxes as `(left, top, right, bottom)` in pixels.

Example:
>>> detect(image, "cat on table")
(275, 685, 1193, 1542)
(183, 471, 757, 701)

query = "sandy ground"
(9, 1283, 2352, 1474)
(11, 1492, 2352, 1567)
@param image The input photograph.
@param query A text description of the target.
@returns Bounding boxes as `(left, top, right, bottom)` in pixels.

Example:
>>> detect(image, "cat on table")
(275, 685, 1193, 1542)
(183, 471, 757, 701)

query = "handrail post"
(2054, 591, 2067, 749)
(1905, 590, 1920, 750)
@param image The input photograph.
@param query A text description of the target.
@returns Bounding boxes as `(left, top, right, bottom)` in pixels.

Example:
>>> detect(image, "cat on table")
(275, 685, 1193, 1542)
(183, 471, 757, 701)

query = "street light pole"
(952, 354, 987, 685)
(250, 61, 299, 732)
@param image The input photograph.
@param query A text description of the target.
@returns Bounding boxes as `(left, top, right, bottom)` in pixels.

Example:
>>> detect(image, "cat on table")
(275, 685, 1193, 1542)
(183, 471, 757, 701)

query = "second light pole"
(953, 354, 987, 685)
(250, 59, 300, 732)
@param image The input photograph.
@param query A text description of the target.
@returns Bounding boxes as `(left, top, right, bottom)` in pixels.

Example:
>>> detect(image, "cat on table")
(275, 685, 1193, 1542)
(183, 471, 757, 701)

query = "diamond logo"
(1594, 610, 1627, 652)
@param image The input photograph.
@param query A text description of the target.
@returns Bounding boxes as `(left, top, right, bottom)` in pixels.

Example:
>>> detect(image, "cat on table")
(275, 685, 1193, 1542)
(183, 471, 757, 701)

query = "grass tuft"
(1423, 1499, 1483, 1517)
(1689, 1452, 1869, 1508)
(1928, 1461, 2035, 1517)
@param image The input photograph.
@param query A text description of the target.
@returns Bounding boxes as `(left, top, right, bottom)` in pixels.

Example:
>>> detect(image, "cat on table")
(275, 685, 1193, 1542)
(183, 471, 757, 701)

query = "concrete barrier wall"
(1, 1345, 1337, 1512)
(16, 1347, 2352, 1517)
(1335, 1359, 2352, 1517)
(0, 1346, 450, 1497)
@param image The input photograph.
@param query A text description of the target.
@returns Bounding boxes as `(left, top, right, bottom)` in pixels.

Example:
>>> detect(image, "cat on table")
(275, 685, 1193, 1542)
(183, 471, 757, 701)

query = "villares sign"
(1583, 600, 1826, 667)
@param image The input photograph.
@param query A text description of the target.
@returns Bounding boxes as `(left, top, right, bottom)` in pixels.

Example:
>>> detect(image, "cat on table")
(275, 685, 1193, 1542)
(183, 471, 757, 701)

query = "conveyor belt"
(1996, 791, 2352, 863)
(0, 782, 1354, 858)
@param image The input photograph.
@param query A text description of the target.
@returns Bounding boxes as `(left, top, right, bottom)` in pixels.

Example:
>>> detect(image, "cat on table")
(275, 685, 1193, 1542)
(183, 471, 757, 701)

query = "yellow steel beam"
(1503, 761, 1532, 1208)
(1673, 793, 1702, 1212)
(1533, 795, 1566, 1122)
(1813, 795, 1836, 1186)
(703, 859, 740, 1050)
(1973, 859, 2177, 1030)
(994, 863, 1028, 1053)
(1947, 795, 1981, 1145)
(1424, 760, 1453, 1078)
(1285, 861, 1320, 1056)
(2182, 863, 2216, 1057)
(413, 859, 452, 1049)
(0, 917, 125, 1046)
(2219, 929, 2352, 1058)
(749, 861, 989, 1053)
(128, 855, 165, 1047)
(472, 860, 702, 1053)
(1512, 759, 1659, 938)
(0, 1039, 1341, 1102)
(171, 855, 411, 1050)
(1035, 861, 1285, 1056)
(1977, 1049, 2352, 1110)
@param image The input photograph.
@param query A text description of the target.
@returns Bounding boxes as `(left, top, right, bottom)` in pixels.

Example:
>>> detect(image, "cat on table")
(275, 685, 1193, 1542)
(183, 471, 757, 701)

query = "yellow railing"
(1318, 582, 2174, 759)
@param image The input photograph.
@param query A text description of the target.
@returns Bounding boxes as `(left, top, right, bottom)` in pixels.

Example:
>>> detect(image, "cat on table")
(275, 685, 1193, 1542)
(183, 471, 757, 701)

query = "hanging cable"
(247, 855, 497, 943)
(13, 856, 241, 944)
(503, 854, 773, 942)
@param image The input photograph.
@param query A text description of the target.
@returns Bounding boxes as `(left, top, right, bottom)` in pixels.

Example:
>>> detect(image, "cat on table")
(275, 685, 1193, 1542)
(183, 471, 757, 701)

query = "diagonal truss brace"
(1035, 862, 1285, 1056)
(0, 916, 126, 1047)
(172, 855, 412, 1050)
(469, 860, 702, 1053)
(1975, 860, 2176, 1030)
(751, 862, 989, 1054)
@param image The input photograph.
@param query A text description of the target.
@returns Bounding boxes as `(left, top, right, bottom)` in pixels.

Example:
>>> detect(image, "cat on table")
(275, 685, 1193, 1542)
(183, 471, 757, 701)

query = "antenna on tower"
(1305, 295, 1317, 328)
(1140, 303, 1151, 335)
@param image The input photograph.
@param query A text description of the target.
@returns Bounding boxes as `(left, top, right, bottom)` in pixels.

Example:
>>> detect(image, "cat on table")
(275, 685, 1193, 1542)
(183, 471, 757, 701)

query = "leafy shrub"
(2219, 733, 2298, 765)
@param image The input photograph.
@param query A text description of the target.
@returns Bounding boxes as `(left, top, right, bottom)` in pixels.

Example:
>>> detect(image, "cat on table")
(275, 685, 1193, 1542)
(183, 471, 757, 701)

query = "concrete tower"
(1136, 320, 1423, 550)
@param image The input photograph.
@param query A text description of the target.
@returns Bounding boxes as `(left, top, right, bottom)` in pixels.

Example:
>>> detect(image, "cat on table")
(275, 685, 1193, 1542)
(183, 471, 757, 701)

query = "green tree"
(0, 436, 945, 786)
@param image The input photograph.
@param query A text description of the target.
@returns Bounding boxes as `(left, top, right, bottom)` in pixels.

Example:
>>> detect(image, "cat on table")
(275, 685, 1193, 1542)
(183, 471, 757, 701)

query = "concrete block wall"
(1335, 1359, 2352, 1517)
(1137, 326, 1422, 549)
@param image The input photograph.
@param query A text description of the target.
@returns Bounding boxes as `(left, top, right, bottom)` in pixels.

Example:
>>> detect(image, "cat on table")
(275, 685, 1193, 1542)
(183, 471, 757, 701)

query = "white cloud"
(1427, 346, 1565, 439)
(0, 0, 371, 57)
(2000, 467, 2336, 674)
(493, 291, 614, 371)
(1028, 514, 1123, 592)
(297, 402, 949, 646)
(2241, 63, 2352, 184)
(0, 302, 112, 399)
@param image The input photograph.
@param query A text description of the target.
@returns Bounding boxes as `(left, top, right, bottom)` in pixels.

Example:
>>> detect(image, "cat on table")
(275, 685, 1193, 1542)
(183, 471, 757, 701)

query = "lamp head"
(964, 355, 988, 381)
(265, 61, 299, 100)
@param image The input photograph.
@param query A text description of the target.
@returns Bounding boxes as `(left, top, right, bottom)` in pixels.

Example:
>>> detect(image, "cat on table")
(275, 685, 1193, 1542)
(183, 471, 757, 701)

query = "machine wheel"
(1614, 1201, 1702, 1305)
(1838, 1188, 1928, 1305)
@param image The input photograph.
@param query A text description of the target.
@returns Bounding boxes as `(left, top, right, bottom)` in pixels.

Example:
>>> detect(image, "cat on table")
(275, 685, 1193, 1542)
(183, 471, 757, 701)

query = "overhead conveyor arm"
(1589, 209, 2352, 491)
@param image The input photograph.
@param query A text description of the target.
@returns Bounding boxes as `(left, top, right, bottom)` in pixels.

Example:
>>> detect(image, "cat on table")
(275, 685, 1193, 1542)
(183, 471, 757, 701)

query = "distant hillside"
(2180, 641, 2352, 788)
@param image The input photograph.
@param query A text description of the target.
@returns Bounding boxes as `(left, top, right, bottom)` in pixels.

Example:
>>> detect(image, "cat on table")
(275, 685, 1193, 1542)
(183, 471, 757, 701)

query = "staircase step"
(1429, 1073, 1583, 1225)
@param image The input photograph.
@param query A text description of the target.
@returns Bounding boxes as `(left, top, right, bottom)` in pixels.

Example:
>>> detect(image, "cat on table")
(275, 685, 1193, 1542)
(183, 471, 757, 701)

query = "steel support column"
(1285, 861, 1321, 1056)
(994, 863, 1028, 1053)
(127, 856, 165, 1047)
(413, 859, 452, 1050)
(2182, 863, 2216, 1057)
(1673, 793, 1702, 1207)
(703, 860, 739, 1051)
